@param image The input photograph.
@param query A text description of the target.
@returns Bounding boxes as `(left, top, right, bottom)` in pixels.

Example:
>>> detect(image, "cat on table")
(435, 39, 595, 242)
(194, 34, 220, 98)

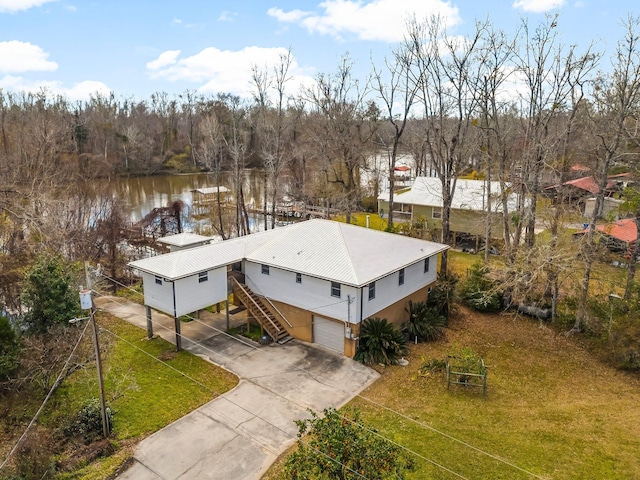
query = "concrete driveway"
(95, 296, 379, 480)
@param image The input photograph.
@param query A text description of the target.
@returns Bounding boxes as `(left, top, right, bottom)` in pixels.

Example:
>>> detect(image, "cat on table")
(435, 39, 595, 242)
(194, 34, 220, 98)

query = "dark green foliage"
(355, 317, 407, 365)
(285, 407, 412, 479)
(0, 315, 20, 380)
(63, 398, 113, 444)
(427, 274, 458, 318)
(403, 300, 447, 343)
(460, 263, 502, 312)
(22, 255, 82, 334)
(418, 357, 447, 376)
(448, 346, 486, 375)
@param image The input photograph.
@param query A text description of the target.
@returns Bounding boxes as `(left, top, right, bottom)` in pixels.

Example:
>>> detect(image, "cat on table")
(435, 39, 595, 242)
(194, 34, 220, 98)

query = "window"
(331, 282, 341, 298)
(368, 282, 376, 300)
(432, 207, 442, 219)
(296, 272, 302, 284)
(399, 268, 405, 286)
(424, 257, 430, 273)
(261, 264, 270, 275)
(155, 276, 162, 285)
(198, 271, 208, 283)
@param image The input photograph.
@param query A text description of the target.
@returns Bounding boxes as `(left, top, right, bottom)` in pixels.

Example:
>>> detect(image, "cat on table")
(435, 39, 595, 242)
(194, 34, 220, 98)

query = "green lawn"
(47, 313, 238, 478)
(264, 307, 640, 480)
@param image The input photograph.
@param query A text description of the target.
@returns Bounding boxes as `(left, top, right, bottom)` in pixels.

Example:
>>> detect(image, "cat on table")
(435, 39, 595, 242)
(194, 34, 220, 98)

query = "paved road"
(95, 296, 379, 480)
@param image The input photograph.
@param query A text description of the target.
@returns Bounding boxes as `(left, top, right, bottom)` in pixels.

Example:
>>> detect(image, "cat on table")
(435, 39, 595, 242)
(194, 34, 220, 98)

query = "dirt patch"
(58, 439, 115, 472)
(158, 350, 177, 361)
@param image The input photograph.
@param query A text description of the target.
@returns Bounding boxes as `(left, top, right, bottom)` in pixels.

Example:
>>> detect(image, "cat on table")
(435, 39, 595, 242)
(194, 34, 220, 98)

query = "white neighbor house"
(128, 219, 448, 357)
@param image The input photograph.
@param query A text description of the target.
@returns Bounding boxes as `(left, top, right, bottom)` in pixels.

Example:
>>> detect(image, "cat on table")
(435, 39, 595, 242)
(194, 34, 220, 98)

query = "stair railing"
(232, 278, 282, 336)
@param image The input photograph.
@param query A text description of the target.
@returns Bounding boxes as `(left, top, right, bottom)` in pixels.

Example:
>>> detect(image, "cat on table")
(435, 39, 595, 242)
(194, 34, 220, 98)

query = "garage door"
(313, 316, 345, 353)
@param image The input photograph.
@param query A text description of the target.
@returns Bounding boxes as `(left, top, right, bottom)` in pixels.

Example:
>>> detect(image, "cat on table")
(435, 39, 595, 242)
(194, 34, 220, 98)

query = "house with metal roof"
(378, 177, 522, 243)
(128, 219, 448, 357)
(578, 218, 638, 257)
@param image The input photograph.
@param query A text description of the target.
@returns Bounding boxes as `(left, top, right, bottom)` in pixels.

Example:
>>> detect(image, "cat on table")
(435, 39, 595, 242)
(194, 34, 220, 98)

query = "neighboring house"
(128, 219, 448, 357)
(579, 218, 638, 256)
(377, 177, 521, 242)
(547, 173, 632, 215)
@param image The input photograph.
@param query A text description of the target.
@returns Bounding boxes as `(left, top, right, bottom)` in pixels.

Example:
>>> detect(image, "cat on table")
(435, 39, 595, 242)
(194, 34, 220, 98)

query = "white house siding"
(142, 272, 175, 316)
(174, 267, 227, 317)
(245, 261, 359, 323)
(361, 255, 437, 320)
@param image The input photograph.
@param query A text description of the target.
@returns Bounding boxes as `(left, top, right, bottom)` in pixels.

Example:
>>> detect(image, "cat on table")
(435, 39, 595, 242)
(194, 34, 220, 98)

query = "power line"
(94, 272, 544, 479)
(94, 290, 469, 479)
(99, 325, 372, 480)
(0, 320, 91, 473)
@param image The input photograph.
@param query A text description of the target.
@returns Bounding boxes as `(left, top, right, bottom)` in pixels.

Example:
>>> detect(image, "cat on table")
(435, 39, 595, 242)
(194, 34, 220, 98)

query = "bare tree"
(407, 16, 487, 276)
(219, 94, 251, 236)
(304, 55, 377, 224)
(198, 113, 228, 239)
(576, 16, 640, 330)
(372, 42, 419, 230)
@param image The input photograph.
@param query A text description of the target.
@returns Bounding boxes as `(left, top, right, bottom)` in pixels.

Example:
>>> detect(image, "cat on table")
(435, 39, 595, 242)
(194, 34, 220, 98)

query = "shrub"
(63, 398, 113, 444)
(22, 254, 82, 334)
(355, 317, 407, 365)
(285, 407, 412, 479)
(460, 263, 502, 312)
(448, 346, 486, 375)
(12, 427, 57, 480)
(418, 357, 446, 376)
(427, 274, 459, 319)
(0, 315, 20, 380)
(403, 300, 447, 343)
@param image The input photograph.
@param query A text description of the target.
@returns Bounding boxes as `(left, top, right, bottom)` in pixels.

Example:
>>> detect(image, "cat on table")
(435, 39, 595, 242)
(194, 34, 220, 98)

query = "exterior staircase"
(232, 278, 292, 344)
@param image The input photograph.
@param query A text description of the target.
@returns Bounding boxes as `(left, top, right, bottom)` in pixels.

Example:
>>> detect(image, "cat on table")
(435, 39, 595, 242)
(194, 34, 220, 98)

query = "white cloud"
(268, 0, 461, 43)
(267, 7, 310, 23)
(146, 46, 315, 98)
(512, 0, 565, 13)
(0, 41, 58, 73)
(146, 50, 180, 70)
(0, 0, 56, 12)
(218, 10, 237, 22)
(0, 75, 110, 101)
(63, 4, 76, 12)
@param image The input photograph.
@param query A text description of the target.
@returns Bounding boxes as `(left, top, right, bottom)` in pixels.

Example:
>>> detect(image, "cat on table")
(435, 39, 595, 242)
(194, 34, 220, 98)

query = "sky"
(0, 0, 638, 102)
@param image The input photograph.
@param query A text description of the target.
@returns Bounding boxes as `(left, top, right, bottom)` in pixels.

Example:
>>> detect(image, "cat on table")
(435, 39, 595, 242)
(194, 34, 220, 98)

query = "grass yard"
(264, 307, 640, 480)
(41, 312, 238, 479)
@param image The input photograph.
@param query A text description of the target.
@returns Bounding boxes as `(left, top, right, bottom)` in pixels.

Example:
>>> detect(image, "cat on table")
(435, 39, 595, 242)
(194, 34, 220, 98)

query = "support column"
(146, 305, 153, 339)
(174, 316, 182, 351)
(225, 300, 230, 331)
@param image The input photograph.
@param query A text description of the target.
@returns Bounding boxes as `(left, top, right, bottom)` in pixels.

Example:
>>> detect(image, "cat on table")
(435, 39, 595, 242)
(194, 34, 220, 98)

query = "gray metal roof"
(156, 232, 213, 247)
(379, 177, 522, 213)
(129, 219, 448, 286)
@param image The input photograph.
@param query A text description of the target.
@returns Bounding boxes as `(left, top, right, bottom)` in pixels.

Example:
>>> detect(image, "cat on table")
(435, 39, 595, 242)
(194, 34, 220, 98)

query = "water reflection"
(113, 170, 292, 234)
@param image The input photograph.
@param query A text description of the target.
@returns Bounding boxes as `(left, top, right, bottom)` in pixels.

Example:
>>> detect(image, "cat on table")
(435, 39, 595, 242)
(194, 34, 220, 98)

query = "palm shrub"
(403, 300, 447, 343)
(355, 317, 407, 365)
(460, 262, 502, 312)
(427, 274, 459, 319)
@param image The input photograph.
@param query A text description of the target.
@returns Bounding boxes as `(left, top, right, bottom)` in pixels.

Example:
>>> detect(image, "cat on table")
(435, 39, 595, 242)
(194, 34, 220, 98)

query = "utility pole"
(79, 289, 110, 438)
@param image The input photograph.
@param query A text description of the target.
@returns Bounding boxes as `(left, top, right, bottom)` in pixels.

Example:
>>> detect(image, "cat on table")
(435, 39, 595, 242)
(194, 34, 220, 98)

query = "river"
(114, 170, 289, 235)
